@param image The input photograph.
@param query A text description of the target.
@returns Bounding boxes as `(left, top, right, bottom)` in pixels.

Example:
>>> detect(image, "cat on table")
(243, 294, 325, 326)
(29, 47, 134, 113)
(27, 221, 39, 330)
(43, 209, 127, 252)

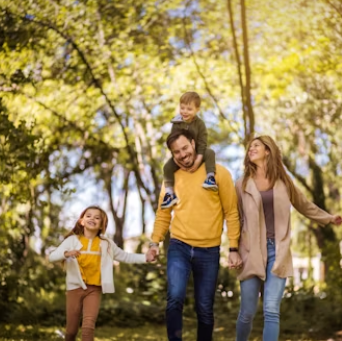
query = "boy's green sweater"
(171, 115, 207, 155)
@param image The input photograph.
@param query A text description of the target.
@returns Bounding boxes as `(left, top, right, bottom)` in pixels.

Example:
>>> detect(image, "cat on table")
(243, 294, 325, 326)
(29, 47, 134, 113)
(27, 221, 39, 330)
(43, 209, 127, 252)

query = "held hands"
(64, 250, 81, 258)
(228, 251, 242, 270)
(330, 215, 342, 225)
(146, 245, 159, 262)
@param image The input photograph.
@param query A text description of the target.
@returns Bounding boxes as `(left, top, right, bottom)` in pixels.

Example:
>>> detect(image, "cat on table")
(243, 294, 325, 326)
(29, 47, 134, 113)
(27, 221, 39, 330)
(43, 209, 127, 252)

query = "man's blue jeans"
(166, 238, 220, 341)
(236, 239, 286, 341)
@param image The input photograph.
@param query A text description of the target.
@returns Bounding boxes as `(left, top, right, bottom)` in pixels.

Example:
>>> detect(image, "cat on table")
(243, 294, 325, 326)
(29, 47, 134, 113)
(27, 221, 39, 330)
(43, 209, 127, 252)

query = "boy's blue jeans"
(166, 238, 220, 341)
(236, 239, 286, 341)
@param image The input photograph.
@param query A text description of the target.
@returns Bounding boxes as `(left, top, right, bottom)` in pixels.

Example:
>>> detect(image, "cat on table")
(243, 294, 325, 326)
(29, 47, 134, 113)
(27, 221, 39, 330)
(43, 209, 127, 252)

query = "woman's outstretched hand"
(331, 215, 342, 225)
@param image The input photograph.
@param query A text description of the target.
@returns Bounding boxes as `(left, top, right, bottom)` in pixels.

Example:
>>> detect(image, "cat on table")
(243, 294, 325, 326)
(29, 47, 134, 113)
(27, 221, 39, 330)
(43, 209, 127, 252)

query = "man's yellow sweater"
(152, 164, 240, 247)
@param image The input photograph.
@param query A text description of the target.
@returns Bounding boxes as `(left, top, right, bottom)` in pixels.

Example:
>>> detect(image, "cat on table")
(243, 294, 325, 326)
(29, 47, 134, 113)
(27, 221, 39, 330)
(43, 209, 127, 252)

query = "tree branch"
(325, 0, 342, 19)
(282, 156, 313, 193)
(240, 0, 255, 143)
(182, 2, 240, 139)
(227, 0, 247, 143)
(22, 92, 120, 153)
(5, 9, 150, 197)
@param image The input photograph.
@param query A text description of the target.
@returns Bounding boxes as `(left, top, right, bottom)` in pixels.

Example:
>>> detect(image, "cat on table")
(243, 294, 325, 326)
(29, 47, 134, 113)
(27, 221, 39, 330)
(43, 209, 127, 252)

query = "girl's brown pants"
(65, 285, 102, 341)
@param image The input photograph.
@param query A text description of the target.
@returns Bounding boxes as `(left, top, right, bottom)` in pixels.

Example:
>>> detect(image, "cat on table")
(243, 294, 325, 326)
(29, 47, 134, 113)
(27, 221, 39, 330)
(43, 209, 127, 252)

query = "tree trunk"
(240, 0, 255, 143)
(227, 0, 255, 145)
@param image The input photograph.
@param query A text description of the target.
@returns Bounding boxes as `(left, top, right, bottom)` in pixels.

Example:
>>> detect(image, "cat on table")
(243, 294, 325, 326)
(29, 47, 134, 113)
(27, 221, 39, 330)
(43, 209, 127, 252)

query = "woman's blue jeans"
(236, 239, 286, 341)
(166, 238, 220, 341)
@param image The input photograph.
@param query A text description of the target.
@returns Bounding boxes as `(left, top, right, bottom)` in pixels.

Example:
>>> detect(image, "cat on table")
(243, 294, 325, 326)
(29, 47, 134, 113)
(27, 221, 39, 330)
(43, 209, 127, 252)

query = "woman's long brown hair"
(64, 206, 109, 240)
(242, 136, 296, 203)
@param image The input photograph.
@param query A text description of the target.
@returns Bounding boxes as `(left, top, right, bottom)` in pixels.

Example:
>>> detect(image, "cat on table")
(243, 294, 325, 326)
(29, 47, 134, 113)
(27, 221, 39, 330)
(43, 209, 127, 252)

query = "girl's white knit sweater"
(49, 235, 146, 293)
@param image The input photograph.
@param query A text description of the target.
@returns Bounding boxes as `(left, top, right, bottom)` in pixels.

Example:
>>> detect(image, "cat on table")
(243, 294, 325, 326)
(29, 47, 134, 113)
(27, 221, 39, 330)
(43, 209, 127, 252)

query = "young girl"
(235, 136, 342, 341)
(49, 205, 154, 341)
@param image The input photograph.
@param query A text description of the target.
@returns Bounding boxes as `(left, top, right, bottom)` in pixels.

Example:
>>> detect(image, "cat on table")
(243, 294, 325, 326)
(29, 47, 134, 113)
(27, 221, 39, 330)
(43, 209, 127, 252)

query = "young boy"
(161, 91, 217, 209)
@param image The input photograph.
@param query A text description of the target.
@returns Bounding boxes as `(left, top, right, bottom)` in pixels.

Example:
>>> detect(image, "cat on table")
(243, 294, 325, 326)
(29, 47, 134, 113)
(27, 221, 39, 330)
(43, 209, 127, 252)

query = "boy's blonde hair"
(180, 91, 201, 108)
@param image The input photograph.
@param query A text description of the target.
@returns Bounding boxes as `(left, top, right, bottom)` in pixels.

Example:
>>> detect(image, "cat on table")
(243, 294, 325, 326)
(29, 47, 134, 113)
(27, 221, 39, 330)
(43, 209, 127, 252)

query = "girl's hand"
(146, 247, 158, 262)
(331, 215, 342, 225)
(64, 250, 81, 258)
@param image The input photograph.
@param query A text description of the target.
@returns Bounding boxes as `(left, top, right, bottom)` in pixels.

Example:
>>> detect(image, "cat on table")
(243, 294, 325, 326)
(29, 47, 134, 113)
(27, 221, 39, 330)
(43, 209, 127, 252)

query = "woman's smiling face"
(248, 139, 269, 163)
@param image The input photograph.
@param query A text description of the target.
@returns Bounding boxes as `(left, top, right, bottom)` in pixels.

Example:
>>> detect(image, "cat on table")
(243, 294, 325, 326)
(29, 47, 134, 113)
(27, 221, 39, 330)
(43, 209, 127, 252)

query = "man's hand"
(228, 252, 242, 270)
(331, 215, 342, 225)
(146, 245, 159, 262)
(64, 250, 81, 258)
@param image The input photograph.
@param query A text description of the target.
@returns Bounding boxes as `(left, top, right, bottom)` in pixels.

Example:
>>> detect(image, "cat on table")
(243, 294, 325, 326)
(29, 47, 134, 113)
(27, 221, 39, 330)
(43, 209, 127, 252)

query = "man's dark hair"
(166, 129, 194, 150)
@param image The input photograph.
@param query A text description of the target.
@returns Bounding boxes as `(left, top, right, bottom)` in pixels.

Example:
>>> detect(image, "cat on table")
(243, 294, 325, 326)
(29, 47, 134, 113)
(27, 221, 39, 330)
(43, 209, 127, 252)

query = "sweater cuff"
(151, 234, 163, 243)
(229, 239, 238, 248)
(137, 254, 147, 263)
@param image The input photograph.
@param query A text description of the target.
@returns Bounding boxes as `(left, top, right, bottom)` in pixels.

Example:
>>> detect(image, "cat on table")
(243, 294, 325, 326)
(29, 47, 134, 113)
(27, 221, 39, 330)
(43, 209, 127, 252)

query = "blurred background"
(1, 0, 342, 340)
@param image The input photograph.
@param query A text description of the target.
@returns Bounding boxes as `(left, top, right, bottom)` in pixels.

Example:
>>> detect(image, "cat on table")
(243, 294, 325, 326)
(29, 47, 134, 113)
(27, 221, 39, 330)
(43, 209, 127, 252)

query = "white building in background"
(291, 253, 324, 285)
(292, 240, 342, 285)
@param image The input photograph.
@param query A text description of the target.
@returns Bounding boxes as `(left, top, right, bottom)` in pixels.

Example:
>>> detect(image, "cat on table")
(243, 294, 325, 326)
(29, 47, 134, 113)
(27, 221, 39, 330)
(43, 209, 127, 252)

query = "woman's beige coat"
(236, 177, 333, 281)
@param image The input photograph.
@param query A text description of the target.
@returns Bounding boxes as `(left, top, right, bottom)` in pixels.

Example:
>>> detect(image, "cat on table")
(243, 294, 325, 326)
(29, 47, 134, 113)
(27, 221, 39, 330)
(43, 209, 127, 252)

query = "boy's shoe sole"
(202, 184, 218, 192)
(161, 198, 178, 209)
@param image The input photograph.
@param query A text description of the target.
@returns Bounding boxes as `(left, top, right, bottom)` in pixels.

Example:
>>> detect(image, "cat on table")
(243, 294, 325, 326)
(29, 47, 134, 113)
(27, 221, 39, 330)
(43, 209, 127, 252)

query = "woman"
(235, 136, 341, 341)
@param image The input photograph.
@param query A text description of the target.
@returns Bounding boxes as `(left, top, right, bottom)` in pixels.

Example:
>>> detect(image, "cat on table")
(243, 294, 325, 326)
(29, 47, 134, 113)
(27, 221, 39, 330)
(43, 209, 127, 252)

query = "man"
(147, 129, 242, 341)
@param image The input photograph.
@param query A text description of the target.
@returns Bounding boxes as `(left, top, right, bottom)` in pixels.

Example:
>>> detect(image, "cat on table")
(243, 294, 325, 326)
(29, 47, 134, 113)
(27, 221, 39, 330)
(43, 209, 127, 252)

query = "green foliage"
(281, 286, 342, 336)
(0, 0, 342, 336)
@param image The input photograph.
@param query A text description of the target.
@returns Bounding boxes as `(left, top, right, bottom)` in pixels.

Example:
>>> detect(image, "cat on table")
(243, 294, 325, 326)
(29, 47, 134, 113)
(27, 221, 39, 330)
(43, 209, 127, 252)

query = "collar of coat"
(242, 177, 292, 217)
(242, 177, 292, 240)
(171, 114, 199, 123)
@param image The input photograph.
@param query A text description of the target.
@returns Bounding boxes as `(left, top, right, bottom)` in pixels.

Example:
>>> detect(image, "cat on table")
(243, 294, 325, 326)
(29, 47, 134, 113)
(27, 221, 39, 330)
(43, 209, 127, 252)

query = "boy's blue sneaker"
(161, 193, 178, 209)
(202, 176, 218, 192)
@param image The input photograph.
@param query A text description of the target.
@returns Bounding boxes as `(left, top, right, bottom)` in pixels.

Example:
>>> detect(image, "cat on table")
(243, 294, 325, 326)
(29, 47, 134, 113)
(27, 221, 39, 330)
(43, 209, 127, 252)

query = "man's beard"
(180, 154, 195, 168)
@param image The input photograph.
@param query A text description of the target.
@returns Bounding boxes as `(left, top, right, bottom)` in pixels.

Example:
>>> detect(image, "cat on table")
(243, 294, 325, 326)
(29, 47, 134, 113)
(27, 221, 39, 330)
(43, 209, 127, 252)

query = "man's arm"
(151, 184, 172, 243)
(147, 184, 173, 261)
(217, 166, 240, 248)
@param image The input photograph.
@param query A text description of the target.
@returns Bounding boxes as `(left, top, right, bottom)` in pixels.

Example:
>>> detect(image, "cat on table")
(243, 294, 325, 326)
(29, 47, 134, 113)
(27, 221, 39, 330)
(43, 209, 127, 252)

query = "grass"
(0, 322, 328, 341)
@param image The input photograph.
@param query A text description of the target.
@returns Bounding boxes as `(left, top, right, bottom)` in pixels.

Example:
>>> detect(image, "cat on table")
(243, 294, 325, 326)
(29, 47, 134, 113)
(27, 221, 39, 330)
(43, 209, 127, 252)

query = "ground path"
(0, 323, 328, 341)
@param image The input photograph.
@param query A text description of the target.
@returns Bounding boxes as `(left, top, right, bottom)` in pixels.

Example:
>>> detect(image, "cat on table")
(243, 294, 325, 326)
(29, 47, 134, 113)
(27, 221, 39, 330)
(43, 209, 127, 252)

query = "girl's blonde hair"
(64, 206, 109, 240)
(242, 135, 296, 203)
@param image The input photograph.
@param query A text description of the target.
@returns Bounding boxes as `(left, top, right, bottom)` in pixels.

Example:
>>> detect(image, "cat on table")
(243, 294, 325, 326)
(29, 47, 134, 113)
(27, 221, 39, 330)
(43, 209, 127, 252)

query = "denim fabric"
(236, 239, 286, 341)
(166, 238, 220, 341)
